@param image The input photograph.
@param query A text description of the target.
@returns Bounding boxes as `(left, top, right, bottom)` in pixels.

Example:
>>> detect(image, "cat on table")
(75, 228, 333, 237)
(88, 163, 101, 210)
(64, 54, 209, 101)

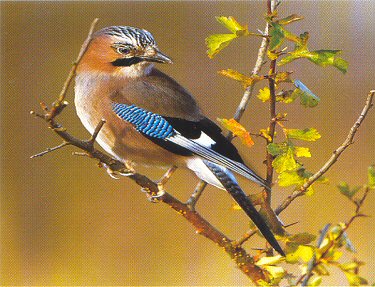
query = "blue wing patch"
(112, 102, 175, 139)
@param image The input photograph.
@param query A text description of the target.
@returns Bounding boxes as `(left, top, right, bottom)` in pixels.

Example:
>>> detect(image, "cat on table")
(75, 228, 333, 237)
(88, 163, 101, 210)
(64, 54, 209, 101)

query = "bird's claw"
(102, 162, 134, 179)
(141, 183, 165, 203)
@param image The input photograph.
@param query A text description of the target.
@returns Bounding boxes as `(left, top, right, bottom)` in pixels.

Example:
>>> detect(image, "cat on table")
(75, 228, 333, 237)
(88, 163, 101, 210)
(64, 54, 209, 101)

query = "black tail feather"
(204, 161, 285, 256)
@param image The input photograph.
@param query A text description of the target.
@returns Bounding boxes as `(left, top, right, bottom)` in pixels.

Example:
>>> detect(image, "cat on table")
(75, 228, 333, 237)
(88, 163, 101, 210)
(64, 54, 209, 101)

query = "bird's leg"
(141, 166, 177, 203)
(186, 180, 207, 211)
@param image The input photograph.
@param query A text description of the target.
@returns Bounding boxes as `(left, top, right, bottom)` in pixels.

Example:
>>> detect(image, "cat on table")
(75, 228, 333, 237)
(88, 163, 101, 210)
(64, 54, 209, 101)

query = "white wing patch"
(186, 157, 224, 189)
(192, 132, 216, 147)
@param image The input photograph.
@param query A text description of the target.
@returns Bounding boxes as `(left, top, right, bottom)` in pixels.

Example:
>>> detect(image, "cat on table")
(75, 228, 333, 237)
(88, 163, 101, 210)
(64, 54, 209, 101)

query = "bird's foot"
(141, 183, 165, 203)
(141, 166, 176, 203)
(102, 161, 134, 179)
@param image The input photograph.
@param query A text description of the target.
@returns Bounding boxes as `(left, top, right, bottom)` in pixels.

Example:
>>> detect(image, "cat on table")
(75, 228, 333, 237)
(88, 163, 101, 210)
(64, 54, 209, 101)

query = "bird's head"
(77, 26, 172, 77)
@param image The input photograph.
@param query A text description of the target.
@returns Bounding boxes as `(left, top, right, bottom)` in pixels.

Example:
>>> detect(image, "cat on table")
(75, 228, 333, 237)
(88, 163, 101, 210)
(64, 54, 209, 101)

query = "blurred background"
(1, 1, 374, 285)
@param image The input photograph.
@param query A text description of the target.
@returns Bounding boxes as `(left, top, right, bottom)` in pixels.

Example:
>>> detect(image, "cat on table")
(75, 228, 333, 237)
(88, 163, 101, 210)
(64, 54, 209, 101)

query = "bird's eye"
(117, 47, 131, 55)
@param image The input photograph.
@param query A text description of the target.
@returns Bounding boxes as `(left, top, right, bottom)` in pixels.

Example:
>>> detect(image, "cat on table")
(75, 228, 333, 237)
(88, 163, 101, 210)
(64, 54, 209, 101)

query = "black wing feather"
(161, 117, 244, 163)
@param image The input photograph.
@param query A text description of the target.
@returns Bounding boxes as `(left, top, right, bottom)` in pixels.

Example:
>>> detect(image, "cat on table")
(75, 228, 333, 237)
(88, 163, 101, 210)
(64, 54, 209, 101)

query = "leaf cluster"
(204, 7, 371, 286)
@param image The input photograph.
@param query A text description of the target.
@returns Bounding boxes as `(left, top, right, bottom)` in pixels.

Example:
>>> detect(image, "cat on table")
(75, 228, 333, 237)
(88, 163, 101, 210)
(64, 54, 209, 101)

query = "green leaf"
(368, 165, 375, 189)
(269, 23, 285, 50)
(294, 80, 320, 107)
(216, 16, 248, 35)
(278, 14, 304, 25)
(288, 232, 317, 245)
(294, 146, 311, 157)
(344, 272, 368, 286)
(267, 142, 286, 156)
(206, 34, 237, 58)
(278, 47, 348, 74)
(306, 50, 348, 74)
(276, 90, 299, 103)
(273, 147, 297, 173)
(307, 276, 322, 286)
(286, 128, 321, 141)
(337, 182, 361, 199)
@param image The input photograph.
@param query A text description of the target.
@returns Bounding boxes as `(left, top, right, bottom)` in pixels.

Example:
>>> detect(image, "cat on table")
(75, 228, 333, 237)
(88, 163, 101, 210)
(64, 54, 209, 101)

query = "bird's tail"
(203, 160, 285, 256)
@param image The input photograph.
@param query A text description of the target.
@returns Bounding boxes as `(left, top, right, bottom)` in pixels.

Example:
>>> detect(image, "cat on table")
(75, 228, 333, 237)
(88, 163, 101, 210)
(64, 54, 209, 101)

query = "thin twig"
(56, 18, 99, 105)
(230, 19, 270, 134)
(276, 90, 374, 215)
(30, 142, 70, 158)
(233, 229, 257, 246)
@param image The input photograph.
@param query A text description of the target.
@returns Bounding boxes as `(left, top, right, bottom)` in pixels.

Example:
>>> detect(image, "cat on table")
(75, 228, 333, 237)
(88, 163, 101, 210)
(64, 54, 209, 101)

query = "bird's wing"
(111, 68, 204, 121)
(111, 102, 269, 190)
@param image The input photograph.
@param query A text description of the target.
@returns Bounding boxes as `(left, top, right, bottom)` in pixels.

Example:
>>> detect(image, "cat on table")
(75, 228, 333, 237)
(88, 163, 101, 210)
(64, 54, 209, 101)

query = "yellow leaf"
(286, 245, 314, 263)
(217, 118, 254, 147)
(275, 71, 293, 84)
(307, 276, 322, 286)
(257, 87, 271, 102)
(260, 128, 272, 142)
(218, 69, 262, 88)
(294, 146, 311, 157)
(216, 16, 248, 35)
(256, 255, 284, 266)
(206, 34, 237, 58)
(305, 185, 315, 196)
(262, 265, 286, 280)
(267, 50, 279, 60)
(344, 272, 368, 286)
(272, 147, 297, 173)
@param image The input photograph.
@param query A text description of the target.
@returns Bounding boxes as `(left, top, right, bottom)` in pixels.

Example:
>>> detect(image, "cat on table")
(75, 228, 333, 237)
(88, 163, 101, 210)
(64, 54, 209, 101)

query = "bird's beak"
(143, 50, 173, 64)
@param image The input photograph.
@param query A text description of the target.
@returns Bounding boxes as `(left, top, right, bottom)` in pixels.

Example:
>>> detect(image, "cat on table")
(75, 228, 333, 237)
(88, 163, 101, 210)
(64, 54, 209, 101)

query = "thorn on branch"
(232, 229, 257, 247)
(88, 119, 106, 144)
(30, 110, 46, 119)
(30, 142, 70, 158)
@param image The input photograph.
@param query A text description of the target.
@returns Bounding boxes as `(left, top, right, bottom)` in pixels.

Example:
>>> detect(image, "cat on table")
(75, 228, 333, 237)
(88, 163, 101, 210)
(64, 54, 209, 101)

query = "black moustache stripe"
(111, 57, 144, 67)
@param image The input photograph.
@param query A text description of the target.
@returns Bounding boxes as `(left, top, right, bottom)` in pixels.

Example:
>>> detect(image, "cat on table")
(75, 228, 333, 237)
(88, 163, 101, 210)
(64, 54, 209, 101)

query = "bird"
(74, 25, 285, 256)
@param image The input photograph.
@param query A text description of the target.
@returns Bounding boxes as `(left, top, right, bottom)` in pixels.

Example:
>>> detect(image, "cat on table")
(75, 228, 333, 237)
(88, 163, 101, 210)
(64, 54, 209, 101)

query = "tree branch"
(276, 90, 375, 215)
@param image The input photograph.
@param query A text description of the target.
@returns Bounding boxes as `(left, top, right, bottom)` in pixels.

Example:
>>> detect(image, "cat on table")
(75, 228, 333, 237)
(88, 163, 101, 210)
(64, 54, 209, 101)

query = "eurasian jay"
(74, 26, 284, 256)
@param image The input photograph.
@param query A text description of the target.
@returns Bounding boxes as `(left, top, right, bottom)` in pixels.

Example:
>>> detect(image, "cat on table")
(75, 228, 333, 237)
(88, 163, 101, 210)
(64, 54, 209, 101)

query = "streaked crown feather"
(94, 26, 157, 48)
